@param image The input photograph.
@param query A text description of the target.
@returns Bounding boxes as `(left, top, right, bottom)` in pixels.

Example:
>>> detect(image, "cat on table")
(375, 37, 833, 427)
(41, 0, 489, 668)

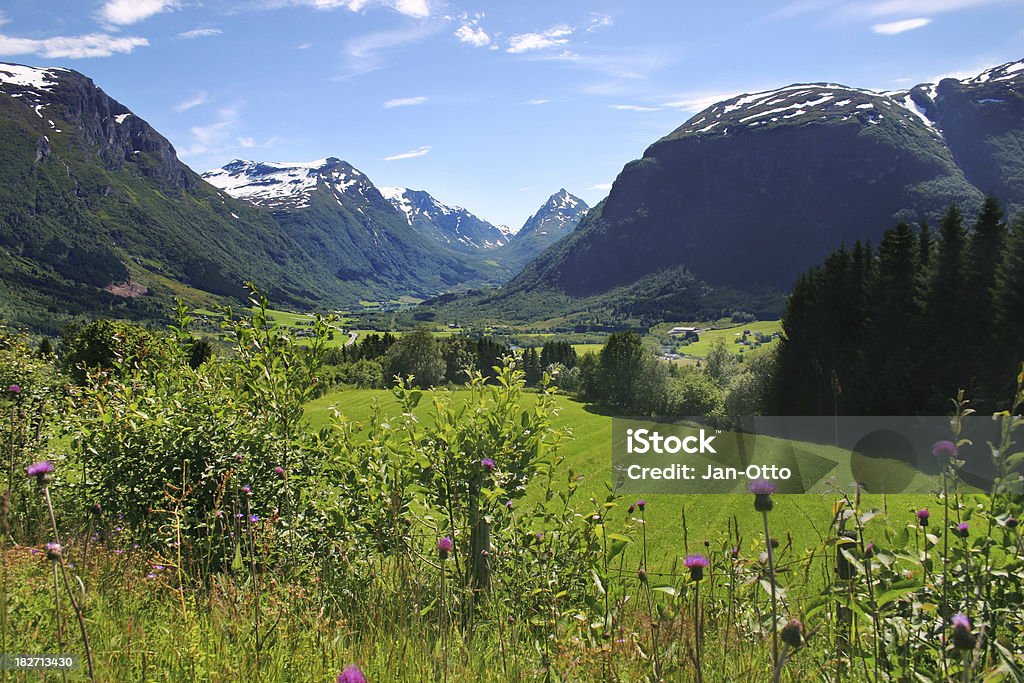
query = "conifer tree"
(991, 212, 1024, 405)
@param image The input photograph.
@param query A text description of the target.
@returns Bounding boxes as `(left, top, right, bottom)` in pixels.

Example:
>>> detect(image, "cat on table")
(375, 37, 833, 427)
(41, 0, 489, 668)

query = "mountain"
(378, 186, 512, 253)
(0, 62, 344, 333)
(439, 59, 1024, 326)
(202, 159, 505, 298)
(497, 189, 589, 270)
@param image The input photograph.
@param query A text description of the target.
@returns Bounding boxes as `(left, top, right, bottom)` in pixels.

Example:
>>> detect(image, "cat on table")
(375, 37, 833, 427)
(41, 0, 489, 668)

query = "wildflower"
(916, 509, 930, 527)
(89, 502, 102, 516)
(627, 503, 635, 514)
(780, 619, 804, 648)
(950, 613, 976, 651)
(242, 485, 252, 496)
(729, 547, 740, 560)
(863, 542, 875, 559)
(637, 568, 647, 583)
(44, 542, 62, 562)
(535, 532, 543, 543)
(7, 384, 21, 395)
(438, 536, 453, 561)
(1007, 517, 1019, 529)
(932, 440, 958, 459)
(273, 466, 285, 478)
(684, 554, 710, 582)
(749, 479, 776, 512)
(26, 461, 53, 484)
(249, 514, 259, 523)
(214, 510, 224, 519)
(636, 499, 646, 511)
(505, 501, 513, 510)
(956, 522, 969, 538)
(481, 458, 495, 471)
(337, 665, 367, 683)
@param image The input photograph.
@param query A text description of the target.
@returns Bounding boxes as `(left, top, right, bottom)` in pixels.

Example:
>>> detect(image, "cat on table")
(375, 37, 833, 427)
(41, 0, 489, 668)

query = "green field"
(306, 388, 937, 573)
(653, 320, 783, 358)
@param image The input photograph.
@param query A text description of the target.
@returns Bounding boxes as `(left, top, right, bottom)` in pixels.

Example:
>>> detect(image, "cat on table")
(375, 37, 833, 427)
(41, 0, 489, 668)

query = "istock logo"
(626, 428, 717, 454)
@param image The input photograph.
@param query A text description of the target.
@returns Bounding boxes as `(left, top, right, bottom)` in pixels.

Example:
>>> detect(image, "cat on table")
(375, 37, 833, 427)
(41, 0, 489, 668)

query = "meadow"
(1, 305, 1021, 682)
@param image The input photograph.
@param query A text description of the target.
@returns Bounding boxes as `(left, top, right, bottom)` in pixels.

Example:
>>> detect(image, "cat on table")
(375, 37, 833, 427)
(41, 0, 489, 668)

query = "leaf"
(231, 543, 244, 572)
(651, 585, 677, 597)
(875, 584, 920, 608)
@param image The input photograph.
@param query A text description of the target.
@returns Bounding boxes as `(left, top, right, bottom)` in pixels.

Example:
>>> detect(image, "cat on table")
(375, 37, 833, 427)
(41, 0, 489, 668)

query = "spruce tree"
(965, 197, 1006, 405)
(991, 212, 1024, 405)
(922, 204, 970, 410)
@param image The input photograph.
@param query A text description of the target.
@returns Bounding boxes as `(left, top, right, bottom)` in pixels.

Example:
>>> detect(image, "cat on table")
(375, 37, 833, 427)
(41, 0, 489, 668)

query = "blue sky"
(1, 1, 1023, 228)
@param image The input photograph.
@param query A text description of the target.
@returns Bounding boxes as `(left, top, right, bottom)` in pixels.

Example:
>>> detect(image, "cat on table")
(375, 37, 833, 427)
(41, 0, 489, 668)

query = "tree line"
(768, 197, 1024, 415)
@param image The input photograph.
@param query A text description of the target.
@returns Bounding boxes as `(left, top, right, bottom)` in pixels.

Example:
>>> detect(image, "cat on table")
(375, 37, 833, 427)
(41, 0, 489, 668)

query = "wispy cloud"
(0, 32, 149, 59)
(872, 17, 931, 33)
(99, 0, 176, 26)
(455, 24, 490, 47)
(611, 104, 661, 112)
(174, 91, 208, 112)
(384, 145, 431, 161)
(663, 91, 742, 112)
(507, 25, 573, 53)
(178, 105, 240, 158)
(178, 27, 223, 39)
(859, 0, 1001, 16)
(384, 95, 427, 108)
(587, 14, 613, 32)
(526, 98, 550, 105)
(337, 23, 439, 78)
(280, 0, 431, 18)
(590, 182, 613, 191)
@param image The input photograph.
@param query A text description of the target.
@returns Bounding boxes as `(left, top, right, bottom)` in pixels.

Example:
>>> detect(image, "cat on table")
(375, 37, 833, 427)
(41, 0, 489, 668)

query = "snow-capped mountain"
(379, 186, 513, 252)
(202, 157, 377, 210)
(497, 189, 589, 271)
(462, 58, 1024, 323)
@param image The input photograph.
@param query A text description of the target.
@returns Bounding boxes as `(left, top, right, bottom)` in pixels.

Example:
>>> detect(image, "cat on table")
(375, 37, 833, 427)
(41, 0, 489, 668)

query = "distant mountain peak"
(379, 186, 511, 251)
(202, 157, 371, 209)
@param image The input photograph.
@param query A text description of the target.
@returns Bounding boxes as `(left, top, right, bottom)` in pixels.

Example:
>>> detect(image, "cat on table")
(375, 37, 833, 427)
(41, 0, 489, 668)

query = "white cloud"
(174, 91, 208, 112)
(283, 0, 431, 17)
(860, 0, 999, 16)
(99, 0, 176, 26)
(338, 24, 438, 78)
(384, 145, 431, 161)
(178, 28, 223, 39)
(587, 14, 613, 32)
(590, 182, 613, 191)
(507, 25, 573, 54)
(384, 95, 427, 108)
(178, 106, 240, 158)
(664, 92, 742, 112)
(612, 104, 662, 112)
(455, 25, 490, 47)
(0, 32, 149, 59)
(238, 137, 257, 148)
(872, 17, 931, 33)
(526, 98, 550, 105)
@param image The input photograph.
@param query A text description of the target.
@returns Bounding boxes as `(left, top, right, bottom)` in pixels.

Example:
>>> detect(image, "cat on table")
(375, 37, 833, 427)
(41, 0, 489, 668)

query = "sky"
(0, 1, 1023, 229)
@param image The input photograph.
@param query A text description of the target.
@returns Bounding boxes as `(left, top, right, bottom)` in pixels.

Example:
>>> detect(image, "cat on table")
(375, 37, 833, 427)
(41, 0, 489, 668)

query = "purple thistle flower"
(26, 460, 53, 484)
(685, 554, 710, 581)
(916, 509, 930, 526)
(932, 440, 958, 459)
(749, 479, 776, 512)
(505, 500, 513, 510)
(780, 619, 804, 648)
(636, 499, 646, 511)
(44, 542, 62, 562)
(535, 532, 543, 543)
(249, 514, 259, 523)
(950, 613, 975, 650)
(438, 536, 453, 561)
(89, 502, 102, 516)
(864, 542, 875, 558)
(7, 384, 21, 395)
(956, 522, 969, 538)
(241, 485, 251, 496)
(481, 458, 495, 471)
(273, 466, 286, 478)
(337, 665, 367, 683)
(627, 503, 635, 514)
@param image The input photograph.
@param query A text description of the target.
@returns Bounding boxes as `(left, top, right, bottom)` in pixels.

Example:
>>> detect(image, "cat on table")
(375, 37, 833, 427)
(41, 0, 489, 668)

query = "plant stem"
(762, 510, 779, 675)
